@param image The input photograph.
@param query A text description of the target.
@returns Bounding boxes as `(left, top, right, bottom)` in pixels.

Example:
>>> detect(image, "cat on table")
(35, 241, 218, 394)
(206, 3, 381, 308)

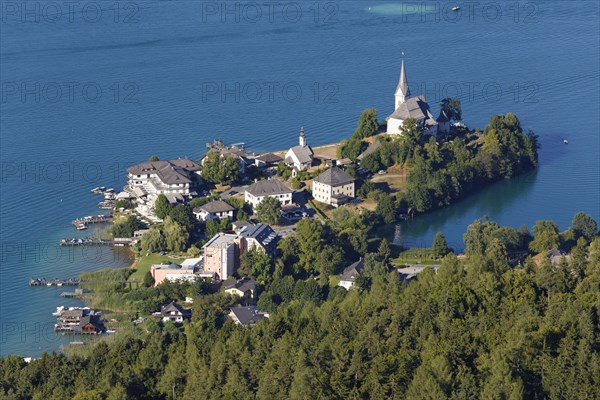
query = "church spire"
(299, 125, 306, 147)
(394, 52, 410, 109)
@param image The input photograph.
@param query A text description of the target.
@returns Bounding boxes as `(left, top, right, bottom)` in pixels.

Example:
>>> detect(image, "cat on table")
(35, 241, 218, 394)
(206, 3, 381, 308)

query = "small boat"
(76, 224, 87, 230)
(53, 306, 66, 316)
(563, 139, 568, 144)
(452, 4, 460, 11)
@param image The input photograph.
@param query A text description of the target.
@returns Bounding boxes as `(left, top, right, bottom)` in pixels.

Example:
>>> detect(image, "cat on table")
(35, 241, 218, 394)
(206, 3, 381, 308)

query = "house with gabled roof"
(338, 258, 364, 290)
(155, 301, 191, 324)
(244, 179, 293, 209)
(312, 166, 355, 207)
(193, 199, 235, 221)
(73, 315, 105, 334)
(228, 306, 269, 326)
(238, 223, 279, 254)
(254, 153, 284, 168)
(223, 278, 258, 301)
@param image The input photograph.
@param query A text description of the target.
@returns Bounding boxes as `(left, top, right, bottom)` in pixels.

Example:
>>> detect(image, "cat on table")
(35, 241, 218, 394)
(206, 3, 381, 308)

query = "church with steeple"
(386, 54, 450, 137)
(284, 126, 314, 171)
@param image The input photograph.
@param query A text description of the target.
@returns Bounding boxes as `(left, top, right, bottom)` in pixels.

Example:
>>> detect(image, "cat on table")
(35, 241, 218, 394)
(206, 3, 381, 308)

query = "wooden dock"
(29, 278, 81, 286)
(30, 278, 142, 287)
(60, 238, 116, 246)
(72, 214, 112, 228)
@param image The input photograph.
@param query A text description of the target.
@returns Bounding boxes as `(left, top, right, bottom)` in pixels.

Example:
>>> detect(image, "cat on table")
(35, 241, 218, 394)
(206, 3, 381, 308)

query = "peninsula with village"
(39, 56, 545, 332)
(14, 58, 600, 399)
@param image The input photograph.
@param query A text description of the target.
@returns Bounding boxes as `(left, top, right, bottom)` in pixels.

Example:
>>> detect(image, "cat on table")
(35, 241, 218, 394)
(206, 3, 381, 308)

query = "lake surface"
(1, 0, 598, 356)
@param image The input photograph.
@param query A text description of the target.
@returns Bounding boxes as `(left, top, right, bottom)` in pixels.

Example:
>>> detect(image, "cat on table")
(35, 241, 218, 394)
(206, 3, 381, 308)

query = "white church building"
(386, 56, 450, 137)
(285, 126, 314, 171)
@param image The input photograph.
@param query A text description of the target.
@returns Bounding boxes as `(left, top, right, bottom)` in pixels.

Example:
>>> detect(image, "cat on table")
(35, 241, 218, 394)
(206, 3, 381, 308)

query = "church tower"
(394, 53, 410, 110)
(299, 126, 306, 147)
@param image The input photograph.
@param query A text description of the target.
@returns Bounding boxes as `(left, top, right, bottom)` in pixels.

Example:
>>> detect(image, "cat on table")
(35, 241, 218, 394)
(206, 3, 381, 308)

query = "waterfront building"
(386, 55, 449, 137)
(285, 126, 314, 171)
(126, 159, 203, 204)
(203, 139, 254, 173)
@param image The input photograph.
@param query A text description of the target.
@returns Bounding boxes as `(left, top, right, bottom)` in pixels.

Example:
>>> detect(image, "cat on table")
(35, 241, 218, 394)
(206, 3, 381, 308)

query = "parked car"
(378, 170, 387, 175)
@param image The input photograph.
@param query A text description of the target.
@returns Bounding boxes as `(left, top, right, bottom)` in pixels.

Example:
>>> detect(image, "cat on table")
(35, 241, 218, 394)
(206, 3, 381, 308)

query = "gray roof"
(73, 315, 104, 332)
(395, 58, 410, 97)
(547, 248, 566, 258)
(153, 263, 182, 270)
(127, 159, 201, 185)
(203, 233, 237, 249)
(437, 109, 451, 123)
(245, 179, 292, 197)
(239, 223, 278, 252)
(340, 258, 364, 282)
(357, 140, 382, 161)
(223, 278, 258, 293)
(255, 153, 283, 163)
(287, 145, 314, 164)
(233, 220, 254, 229)
(61, 309, 85, 318)
(195, 200, 235, 214)
(229, 306, 267, 325)
(161, 301, 185, 316)
(389, 96, 438, 127)
(313, 166, 355, 186)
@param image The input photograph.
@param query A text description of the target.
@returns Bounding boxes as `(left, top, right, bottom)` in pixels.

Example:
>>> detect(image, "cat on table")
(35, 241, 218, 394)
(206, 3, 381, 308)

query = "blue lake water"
(1, 0, 599, 356)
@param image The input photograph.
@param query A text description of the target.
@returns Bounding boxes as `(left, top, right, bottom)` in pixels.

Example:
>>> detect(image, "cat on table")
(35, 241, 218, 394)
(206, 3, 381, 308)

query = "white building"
(193, 200, 235, 221)
(157, 301, 189, 323)
(238, 223, 279, 254)
(127, 159, 203, 204)
(312, 166, 355, 207)
(244, 179, 293, 210)
(285, 127, 314, 171)
(338, 259, 364, 290)
(386, 55, 449, 137)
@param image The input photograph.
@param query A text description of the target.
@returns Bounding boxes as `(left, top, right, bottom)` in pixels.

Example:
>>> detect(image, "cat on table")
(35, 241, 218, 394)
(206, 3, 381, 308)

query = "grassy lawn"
(308, 199, 329, 220)
(128, 253, 185, 284)
(370, 164, 409, 193)
(391, 248, 442, 266)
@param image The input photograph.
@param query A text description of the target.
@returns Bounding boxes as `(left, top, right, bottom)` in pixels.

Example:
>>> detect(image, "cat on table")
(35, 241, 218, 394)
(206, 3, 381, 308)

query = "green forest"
(2, 217, 599, 400)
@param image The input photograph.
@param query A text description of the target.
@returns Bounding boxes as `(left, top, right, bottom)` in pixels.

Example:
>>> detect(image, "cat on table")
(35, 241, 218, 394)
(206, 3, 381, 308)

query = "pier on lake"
(60, 237, 134, 246)
(72, 214, 112, 228)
